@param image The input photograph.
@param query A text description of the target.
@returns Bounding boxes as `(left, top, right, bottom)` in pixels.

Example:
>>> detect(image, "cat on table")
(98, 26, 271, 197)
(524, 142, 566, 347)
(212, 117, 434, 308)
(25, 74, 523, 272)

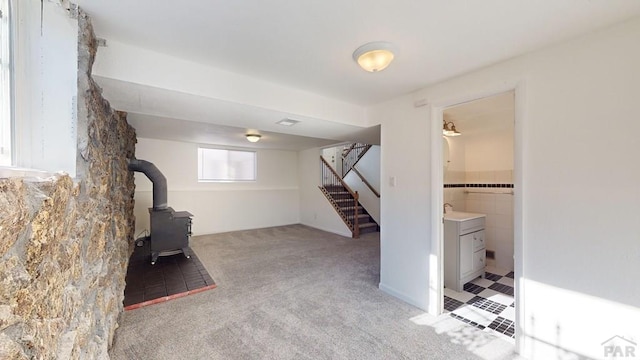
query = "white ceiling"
(76, 0, 640, 105)
(74, 0, 640, 148)
(95, 76, 381, 149)
(127, 114, 347, 151)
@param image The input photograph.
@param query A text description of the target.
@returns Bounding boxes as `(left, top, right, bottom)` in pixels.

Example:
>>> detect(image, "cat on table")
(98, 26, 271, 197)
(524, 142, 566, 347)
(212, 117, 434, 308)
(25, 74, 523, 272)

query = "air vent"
(486, 250, 495, 260)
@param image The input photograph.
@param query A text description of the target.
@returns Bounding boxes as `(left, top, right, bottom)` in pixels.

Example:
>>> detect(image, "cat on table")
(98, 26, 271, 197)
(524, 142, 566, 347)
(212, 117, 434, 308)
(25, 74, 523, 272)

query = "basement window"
(198, 147, 256, 182)
(0, 0, 12, 166)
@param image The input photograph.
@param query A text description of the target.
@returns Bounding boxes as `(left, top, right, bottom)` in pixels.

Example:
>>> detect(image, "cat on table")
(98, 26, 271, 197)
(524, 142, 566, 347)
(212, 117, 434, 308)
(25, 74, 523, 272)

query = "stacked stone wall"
(0, 8, 136, 359)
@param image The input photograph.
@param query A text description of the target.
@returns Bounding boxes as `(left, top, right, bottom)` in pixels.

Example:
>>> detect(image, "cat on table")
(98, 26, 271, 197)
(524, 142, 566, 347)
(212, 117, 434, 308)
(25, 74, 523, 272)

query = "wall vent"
(486, 250, 495, 259)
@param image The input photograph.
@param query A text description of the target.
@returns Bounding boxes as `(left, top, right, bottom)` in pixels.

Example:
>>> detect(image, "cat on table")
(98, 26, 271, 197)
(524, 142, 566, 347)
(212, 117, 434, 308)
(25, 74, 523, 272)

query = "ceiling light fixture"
(246, 134, 262, 143)
(443, 120, 462, 137)
(352, 41, 396, 73)
(276, 119, 300, 127)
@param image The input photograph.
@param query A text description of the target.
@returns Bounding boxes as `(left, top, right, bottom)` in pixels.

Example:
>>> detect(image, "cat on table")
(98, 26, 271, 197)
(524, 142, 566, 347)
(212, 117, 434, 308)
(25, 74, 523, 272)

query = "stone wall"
(0, 8, 136, 360)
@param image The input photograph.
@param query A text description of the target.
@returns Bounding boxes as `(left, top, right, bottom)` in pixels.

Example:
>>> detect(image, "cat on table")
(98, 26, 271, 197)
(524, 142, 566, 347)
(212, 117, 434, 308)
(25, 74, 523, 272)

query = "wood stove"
(128, 159, 193, 264)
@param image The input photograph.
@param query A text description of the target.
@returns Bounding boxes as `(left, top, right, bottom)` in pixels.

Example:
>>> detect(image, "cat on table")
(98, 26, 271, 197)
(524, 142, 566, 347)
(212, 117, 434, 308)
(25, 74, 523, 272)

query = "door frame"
(428, 80, 526, 353)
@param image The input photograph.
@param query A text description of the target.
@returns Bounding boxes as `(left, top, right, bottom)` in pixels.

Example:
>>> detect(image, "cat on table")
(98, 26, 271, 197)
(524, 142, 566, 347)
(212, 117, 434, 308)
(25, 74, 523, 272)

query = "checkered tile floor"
(444, 266, 515, 339)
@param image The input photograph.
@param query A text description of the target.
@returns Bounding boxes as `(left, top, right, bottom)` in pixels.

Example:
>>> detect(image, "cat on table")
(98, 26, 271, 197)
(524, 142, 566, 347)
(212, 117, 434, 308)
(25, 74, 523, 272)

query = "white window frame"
(198, 147, 257, 182)
(0, 0, 13, 166)
(0, 0, 79, 176)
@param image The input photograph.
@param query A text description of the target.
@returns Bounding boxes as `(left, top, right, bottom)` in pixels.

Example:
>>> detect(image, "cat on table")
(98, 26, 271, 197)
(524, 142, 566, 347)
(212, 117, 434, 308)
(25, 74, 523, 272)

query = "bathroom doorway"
(438, 90, 518, 341)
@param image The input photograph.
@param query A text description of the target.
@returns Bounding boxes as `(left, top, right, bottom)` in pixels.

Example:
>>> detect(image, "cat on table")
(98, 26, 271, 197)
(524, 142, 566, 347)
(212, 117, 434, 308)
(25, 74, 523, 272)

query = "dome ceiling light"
(352, 41, 396, 73)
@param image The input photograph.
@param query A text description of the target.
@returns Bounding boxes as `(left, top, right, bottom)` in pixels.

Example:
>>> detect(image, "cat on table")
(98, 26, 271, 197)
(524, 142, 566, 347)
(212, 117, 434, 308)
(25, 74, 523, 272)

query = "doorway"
(443, 91, 516, 339)
(429, 86, 523, 348)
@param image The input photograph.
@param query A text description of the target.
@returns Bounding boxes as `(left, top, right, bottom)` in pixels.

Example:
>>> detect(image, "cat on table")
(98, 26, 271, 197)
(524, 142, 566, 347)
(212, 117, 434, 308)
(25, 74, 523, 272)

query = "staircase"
(342, 143, 372, 177)
(319, 156, 378, 238)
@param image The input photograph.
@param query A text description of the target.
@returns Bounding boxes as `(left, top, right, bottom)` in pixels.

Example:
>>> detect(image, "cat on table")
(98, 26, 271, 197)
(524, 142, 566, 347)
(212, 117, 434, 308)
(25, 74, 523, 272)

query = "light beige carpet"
(109, 225, 519, 360)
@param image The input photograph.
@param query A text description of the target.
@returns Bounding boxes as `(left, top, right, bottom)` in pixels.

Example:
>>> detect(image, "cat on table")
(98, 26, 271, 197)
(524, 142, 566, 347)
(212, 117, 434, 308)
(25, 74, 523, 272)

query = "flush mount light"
(276, 119, 300, 127)
(443, 120, 462, 137)
(246, 134, 262, 143)
(352, 41, 396, 72)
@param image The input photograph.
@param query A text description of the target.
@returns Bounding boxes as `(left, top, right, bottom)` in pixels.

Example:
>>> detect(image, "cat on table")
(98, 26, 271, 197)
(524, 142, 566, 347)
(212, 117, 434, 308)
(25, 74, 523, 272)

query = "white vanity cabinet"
(444, 212, 486, 292)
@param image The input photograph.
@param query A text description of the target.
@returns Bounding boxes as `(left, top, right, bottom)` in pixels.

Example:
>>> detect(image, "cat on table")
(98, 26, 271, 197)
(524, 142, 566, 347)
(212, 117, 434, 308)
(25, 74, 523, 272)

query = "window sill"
(0, 166, 58, 179)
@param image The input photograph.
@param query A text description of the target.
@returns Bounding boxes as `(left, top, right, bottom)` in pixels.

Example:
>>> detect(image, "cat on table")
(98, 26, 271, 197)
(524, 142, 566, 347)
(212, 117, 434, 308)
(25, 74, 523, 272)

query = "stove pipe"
(128, 159, 168, 210)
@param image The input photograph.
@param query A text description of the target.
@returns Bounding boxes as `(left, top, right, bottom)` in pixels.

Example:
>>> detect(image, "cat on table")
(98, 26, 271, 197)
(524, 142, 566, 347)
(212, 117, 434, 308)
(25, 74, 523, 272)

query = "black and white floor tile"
(444, 266, 516, 340)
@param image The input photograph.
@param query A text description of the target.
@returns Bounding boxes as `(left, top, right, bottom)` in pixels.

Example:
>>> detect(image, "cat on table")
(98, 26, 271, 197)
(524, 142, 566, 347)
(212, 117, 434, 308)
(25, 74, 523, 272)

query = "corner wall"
(0, 8, 136, 359)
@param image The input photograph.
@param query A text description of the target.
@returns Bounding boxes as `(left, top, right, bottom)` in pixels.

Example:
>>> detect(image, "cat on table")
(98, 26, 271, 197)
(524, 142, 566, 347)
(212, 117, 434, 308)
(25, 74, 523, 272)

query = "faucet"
(444, 203, 453, 213)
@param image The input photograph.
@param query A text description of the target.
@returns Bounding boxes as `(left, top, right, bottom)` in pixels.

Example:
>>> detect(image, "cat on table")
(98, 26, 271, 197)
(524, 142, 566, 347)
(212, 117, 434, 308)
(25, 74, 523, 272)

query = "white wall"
(370, 16, 640, 359)
(464, 128, 514, 172)
(298, 147, 351, 237)
(372, 99, 432, 309)
(133, 138, 300, 236)
(321, 146, 343, 177)
(13, 0, 77, 175)
(354, 145, 381, 191)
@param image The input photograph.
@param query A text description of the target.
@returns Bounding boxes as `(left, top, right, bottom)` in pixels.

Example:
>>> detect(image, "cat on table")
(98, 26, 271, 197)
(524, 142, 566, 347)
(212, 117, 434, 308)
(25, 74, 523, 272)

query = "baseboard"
(379, 283, 429, 311)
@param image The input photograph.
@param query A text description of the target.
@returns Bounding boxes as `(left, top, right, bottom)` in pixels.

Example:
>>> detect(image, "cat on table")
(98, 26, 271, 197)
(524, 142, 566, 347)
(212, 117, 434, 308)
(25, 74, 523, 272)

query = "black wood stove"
(128, 159, 193, 265)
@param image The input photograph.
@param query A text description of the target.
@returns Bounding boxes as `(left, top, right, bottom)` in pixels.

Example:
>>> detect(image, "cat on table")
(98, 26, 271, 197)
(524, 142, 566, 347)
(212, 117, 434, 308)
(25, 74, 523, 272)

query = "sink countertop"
(444, 211, 486, 221)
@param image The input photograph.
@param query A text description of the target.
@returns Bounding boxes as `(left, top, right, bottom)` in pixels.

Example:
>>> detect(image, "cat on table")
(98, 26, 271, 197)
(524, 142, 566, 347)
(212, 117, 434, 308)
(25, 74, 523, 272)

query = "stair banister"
(321, 156, 357, 196)
(319, 156, 361, 238)
(353, 190, 359, 238)
(342, 143, 372, 178)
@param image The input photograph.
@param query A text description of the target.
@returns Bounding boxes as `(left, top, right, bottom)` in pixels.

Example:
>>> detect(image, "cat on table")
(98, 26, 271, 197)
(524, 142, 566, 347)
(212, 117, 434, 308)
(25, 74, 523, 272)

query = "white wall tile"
(451, 200, 465, 212)
(444, 188, 454, 202)
(466, 192, 482, 201)
(486, 214, 498, 229)
(453, 189, 465, 202)
(481, 196, 496, 214)
(484, 227, 498, 252)
(494, 228, 514, 271)
(495, 197, 513, 215)
(466, 199, 483, 213)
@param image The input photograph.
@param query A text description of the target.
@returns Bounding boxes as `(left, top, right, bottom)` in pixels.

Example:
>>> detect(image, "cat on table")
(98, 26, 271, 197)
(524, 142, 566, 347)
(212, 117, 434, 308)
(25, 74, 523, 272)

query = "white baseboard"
(379, 283, 428, 311)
